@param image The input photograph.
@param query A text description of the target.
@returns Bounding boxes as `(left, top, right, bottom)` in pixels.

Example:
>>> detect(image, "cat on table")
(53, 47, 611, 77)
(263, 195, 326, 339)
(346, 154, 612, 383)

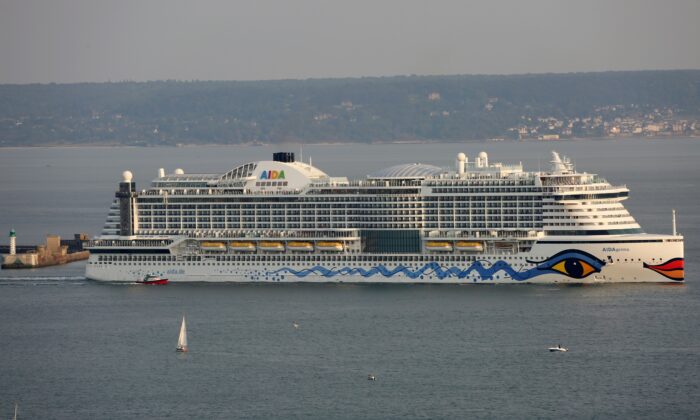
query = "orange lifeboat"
(287, 241, 314, 252)
(425, 241, 452, 252)
(259, 241, 285, 252)
(200, 241, 226, 251)
(316, 241, 344, 252)
(229, 241, 256, 252)
(455, 241, 484, 252)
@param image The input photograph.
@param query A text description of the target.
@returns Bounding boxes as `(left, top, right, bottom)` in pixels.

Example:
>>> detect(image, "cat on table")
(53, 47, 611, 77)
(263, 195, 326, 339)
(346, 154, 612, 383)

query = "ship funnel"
(158, 168, 165, 178)
(273, 152, 295, 163)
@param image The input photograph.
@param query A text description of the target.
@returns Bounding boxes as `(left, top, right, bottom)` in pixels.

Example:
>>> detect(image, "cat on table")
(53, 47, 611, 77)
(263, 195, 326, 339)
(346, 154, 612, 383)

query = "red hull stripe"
(643, 258, 684, 281)
(644, 259, 684, 271)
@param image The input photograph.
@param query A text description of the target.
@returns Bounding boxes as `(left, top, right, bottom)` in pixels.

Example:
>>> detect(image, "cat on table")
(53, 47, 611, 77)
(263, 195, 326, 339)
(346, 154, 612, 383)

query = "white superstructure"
(86, 151, 684, 283)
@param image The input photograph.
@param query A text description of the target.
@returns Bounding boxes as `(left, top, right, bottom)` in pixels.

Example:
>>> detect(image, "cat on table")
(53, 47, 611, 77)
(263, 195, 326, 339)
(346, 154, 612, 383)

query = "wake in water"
(0, 276, 87, 286)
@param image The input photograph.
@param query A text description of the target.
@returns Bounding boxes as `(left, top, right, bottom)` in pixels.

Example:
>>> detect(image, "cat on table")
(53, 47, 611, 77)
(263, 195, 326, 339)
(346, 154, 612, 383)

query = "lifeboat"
(425, 241, 452, 252)
(455, 241, 484, 252)
(287, 241, 314, 252)
(229, 241, 256, 252)
(495, 242, 515, 250)
(259, 241, 285, 252)
(200, 241, 226, 251)
(316, 241, 344, 252)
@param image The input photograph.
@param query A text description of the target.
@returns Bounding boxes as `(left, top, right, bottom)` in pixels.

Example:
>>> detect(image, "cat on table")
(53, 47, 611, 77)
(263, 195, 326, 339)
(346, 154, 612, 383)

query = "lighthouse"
(9, 229, 16, 255)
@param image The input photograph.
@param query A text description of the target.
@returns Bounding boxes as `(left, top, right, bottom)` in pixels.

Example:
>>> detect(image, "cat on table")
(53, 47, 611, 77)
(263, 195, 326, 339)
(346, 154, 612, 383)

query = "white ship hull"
(86, 151, 685, 285)
(86, 235, 684, 284)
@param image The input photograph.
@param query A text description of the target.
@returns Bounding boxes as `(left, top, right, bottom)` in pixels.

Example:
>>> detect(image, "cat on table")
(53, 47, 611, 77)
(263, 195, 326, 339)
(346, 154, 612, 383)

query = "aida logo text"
(260, 170, 286, 180)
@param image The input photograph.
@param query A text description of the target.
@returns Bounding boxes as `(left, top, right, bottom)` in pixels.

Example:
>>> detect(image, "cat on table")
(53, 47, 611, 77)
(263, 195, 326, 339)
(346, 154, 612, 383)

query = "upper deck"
(101, 151, 642, 240)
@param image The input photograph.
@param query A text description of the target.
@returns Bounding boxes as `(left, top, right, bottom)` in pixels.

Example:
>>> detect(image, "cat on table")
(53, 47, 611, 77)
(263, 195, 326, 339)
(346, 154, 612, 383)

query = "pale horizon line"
(2, 68, 699, 87)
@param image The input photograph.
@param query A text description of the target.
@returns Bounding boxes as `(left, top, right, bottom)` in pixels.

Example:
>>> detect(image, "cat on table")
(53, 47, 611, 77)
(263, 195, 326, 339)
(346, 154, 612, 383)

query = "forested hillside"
(1, 70, 699, 146)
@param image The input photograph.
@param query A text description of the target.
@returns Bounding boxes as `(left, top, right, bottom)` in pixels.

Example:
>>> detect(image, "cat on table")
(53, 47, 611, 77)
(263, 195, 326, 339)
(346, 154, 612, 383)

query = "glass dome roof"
(369, 163, 444, 178)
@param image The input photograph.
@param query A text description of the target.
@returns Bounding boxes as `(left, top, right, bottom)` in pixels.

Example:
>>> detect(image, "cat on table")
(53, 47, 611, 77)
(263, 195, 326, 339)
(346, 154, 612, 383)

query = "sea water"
(0, 138, 698, 418)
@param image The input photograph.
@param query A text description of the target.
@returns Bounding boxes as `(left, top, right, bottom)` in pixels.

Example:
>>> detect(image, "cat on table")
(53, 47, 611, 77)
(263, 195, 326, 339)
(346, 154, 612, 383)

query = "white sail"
(177, 316, 188, 351)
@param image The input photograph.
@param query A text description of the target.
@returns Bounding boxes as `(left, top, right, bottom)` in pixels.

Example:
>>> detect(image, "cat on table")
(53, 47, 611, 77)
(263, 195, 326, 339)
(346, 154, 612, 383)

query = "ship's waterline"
(84, 151, 684, 283)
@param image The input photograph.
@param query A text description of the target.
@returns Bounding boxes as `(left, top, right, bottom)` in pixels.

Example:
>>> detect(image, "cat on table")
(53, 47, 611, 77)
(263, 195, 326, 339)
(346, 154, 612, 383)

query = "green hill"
(1, 70, 699, 146)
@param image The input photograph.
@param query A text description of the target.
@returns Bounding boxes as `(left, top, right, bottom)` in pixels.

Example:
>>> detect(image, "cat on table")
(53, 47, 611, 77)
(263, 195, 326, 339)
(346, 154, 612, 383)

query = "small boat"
(316, 241, 344, 252)
(200, 241, 226, 251)
(455, 241, 484, 252)
(259, 241, 285, 252)
(13, 402, 17, 420)
(229, 241, 256, 252)
(287, 241, 314, 252)
(425, 241, 452, 252)
(367, 374, 376, 381)
(176, 316, 188, 352)
(292, 321, 299, 329)
(138, 274, 168, 285)
(548, 345, 567, 352)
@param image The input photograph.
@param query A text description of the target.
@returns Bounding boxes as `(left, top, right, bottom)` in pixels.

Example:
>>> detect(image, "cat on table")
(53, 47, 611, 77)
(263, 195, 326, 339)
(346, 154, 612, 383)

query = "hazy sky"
(1, 0, 698, 84)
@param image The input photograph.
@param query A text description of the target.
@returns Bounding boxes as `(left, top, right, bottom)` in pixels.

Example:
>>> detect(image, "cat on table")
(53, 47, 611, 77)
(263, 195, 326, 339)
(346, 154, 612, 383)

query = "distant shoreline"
(3, 71, 699, 147)
(0, 135, 697, 149)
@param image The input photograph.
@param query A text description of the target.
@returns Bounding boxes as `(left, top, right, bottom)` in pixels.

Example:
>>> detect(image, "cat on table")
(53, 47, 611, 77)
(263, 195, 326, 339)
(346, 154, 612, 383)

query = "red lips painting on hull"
(643, 258, 684, 281)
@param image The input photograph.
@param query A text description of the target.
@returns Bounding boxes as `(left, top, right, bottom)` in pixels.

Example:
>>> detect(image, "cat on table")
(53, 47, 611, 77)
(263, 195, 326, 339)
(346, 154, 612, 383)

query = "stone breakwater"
(1, 234, 89, 269)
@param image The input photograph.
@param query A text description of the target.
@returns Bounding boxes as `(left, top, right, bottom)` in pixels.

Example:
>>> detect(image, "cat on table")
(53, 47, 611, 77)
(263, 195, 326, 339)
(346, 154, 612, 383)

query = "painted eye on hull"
(528, 249, 606, 280)
(550, 259, 597, 278)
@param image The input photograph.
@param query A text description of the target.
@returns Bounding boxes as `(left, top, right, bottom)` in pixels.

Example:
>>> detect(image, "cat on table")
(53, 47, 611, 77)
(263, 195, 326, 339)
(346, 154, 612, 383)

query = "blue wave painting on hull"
(267, 249, 606, 281)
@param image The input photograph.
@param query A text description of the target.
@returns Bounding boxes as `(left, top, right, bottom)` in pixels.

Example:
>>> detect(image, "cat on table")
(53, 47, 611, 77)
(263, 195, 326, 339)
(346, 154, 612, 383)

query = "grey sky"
(1, 0, 698, 84)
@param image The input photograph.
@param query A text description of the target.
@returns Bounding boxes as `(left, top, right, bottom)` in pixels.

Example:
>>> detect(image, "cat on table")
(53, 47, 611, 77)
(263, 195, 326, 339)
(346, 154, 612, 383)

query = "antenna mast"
(672, 209, 677, 236)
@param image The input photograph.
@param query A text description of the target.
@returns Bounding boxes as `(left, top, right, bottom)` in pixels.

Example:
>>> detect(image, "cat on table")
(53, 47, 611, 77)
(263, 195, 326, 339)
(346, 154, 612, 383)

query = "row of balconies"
(138, 213, 543, 224)
(136, 221, 544, 231)
(136, 209, 544, 220)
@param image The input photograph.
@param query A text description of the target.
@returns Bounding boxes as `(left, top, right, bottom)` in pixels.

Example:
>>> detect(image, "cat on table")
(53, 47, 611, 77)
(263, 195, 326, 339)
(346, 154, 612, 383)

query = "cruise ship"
(85, 151, 684, 283)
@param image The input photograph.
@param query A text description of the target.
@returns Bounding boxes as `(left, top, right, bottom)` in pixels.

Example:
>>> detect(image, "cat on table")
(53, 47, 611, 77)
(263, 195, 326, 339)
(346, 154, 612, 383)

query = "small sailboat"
(13, 402, 18, 420)
(176, 316, 188, 352)
(548, 344, 568, 352)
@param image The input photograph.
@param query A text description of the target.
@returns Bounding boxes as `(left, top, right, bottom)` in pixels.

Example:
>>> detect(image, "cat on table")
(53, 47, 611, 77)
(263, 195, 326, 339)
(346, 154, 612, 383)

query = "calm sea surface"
(0, 138, 699, 418)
